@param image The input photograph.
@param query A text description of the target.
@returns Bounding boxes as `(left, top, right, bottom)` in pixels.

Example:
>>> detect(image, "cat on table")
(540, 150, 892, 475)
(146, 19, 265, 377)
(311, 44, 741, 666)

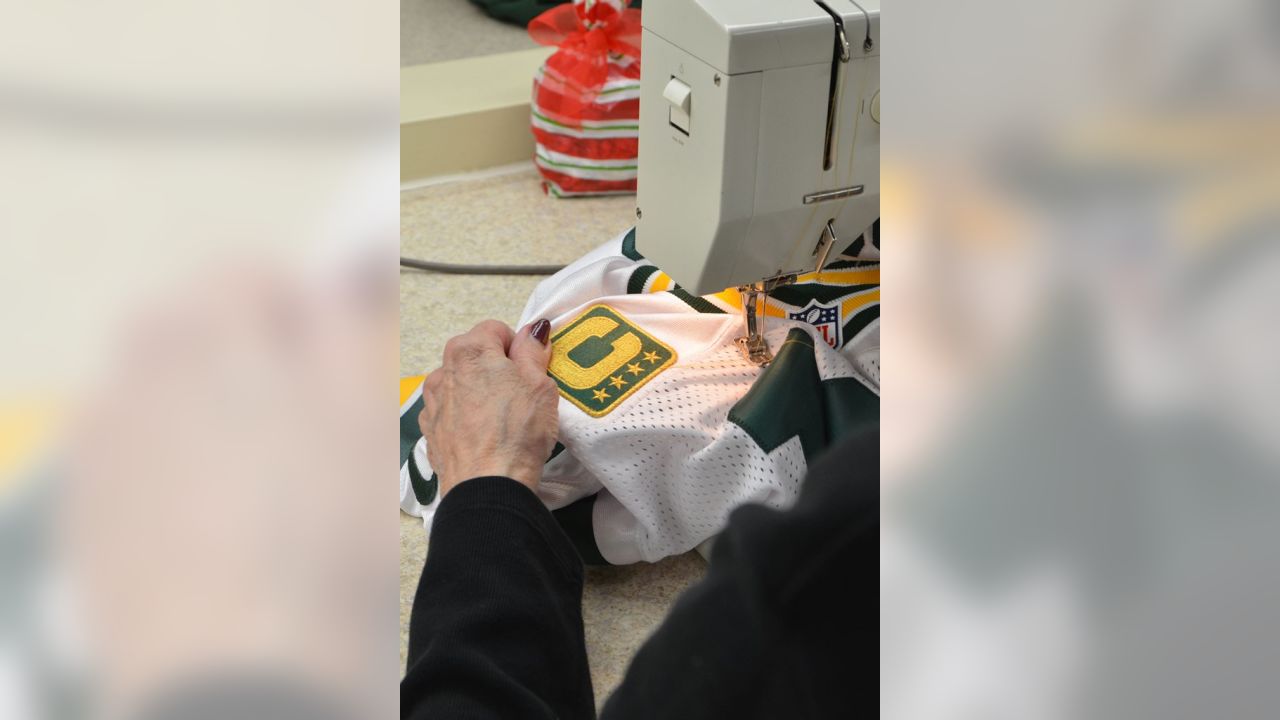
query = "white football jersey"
(401, 226, 879, 564)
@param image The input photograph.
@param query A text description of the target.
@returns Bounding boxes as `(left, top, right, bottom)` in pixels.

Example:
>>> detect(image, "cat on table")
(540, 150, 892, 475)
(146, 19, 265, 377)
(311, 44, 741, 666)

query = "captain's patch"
(548, 305, 676, 417)
(789, 300, 842, 349)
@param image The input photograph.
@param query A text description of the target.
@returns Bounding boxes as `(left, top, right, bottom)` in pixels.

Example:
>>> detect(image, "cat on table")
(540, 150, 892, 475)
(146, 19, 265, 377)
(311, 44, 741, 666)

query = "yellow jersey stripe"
(840, 289, 880, 317)
(797, 268, 880, 285)
(648, 272, 672, 293)
(400, 375, 425, 407)
(710, 289, 789, 318)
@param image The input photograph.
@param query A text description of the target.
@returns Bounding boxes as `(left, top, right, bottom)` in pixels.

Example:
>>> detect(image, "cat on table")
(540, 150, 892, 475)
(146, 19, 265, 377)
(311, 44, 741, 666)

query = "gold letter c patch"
(547, 305, 676, 417)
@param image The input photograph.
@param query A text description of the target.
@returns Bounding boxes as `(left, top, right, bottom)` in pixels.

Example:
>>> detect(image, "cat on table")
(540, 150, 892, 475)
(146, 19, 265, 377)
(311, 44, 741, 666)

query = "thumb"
(511, 318, 553, 377)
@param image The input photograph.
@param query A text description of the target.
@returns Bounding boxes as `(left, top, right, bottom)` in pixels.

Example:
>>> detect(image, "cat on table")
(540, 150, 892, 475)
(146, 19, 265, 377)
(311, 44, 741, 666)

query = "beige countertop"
(399, 164, 706, 707)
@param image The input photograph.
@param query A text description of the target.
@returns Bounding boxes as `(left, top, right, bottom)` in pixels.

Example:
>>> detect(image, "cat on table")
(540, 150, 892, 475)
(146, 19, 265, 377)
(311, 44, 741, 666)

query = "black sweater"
(402, 430, 876, 719)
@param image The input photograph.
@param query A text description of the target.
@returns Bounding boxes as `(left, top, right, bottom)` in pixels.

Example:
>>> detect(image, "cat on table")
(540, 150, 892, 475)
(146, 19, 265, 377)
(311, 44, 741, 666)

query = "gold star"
(642, 350, 661, 364)
(625, 362, 644, 376)
(591, 388, 610, 403)
(608, 375, 628, 389)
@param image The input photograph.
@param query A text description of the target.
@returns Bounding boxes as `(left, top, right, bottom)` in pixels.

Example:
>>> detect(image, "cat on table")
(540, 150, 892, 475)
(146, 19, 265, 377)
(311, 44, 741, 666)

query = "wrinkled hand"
(419, 319, 558, 495)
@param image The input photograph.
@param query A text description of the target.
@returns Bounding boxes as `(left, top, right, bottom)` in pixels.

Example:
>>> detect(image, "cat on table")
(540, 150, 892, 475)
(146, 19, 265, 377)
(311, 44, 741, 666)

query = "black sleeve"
(600, 431, 877, 720)
(401, 477, 595, 720)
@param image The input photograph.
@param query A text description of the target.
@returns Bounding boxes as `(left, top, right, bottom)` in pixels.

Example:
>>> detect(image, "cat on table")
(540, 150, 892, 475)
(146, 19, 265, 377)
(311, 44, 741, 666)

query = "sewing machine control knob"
(664, 77, 692, 134)
(870, 90, 880, 124)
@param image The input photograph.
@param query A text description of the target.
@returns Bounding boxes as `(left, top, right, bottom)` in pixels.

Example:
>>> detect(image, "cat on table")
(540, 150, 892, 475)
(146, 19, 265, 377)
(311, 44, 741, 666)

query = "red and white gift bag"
(528, 0, 641, 197)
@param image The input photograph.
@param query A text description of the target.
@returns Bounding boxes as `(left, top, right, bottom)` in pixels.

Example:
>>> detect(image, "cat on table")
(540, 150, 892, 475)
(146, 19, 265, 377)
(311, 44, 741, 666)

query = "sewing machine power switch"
(663, 77, 692, 134)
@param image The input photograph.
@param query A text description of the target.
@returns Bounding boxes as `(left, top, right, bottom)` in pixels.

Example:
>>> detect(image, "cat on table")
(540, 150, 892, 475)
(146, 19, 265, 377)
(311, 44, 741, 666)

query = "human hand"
(419, 318, 557, 496)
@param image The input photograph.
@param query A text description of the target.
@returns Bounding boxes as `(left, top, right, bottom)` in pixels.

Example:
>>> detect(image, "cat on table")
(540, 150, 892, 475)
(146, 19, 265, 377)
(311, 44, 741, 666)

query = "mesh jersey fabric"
(400, 226, 879, 564)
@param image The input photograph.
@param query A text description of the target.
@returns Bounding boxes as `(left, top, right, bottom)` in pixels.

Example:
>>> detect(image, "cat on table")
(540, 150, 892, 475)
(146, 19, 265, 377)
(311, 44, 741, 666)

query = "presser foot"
(735, 273, 796, 367)
(734, 222, 841, 366)
(735, 333, 773, 366)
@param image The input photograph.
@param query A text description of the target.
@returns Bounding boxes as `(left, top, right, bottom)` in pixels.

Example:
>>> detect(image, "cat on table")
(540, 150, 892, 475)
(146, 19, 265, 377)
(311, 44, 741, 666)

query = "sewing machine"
(635, 0, 880, 365)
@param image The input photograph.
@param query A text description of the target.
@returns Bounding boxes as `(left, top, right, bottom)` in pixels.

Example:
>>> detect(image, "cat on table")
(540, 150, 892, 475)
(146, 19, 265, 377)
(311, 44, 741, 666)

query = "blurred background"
(1, 0, 1278, 716)
(402, 0, 536, 64)
(0, 0, 398, 717)
(882, 0, 1280, 717)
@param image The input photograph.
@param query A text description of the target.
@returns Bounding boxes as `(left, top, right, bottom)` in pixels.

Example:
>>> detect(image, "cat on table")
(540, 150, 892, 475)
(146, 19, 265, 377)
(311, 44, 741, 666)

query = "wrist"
(444, 462, 540, 495)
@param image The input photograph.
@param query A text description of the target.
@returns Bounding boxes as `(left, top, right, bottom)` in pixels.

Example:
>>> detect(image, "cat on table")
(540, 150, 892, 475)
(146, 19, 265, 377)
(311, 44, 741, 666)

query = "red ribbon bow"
(528, 2, 641, 121)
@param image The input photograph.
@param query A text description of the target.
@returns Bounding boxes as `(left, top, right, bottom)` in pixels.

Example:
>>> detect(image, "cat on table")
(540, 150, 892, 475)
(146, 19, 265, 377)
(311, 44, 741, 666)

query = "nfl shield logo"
(789, 301, 842, 349)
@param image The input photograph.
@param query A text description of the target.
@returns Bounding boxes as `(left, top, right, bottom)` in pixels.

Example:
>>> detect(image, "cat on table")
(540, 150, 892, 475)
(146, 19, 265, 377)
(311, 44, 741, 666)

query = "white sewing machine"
(635, 0, 880, 365)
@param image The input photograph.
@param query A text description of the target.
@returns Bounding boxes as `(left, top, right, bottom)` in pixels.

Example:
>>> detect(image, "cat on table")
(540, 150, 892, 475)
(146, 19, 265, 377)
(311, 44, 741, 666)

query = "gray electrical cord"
(399, 257, 565, 276)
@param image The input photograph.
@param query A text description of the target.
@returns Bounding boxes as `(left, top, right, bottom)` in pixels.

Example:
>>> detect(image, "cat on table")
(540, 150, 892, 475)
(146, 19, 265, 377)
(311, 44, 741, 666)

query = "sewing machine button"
(663, 77, 692, 134)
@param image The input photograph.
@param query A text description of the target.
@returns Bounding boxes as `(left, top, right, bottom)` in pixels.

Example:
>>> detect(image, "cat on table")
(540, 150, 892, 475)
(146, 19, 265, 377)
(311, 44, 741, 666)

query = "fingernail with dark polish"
(531, 319, 551, 346)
